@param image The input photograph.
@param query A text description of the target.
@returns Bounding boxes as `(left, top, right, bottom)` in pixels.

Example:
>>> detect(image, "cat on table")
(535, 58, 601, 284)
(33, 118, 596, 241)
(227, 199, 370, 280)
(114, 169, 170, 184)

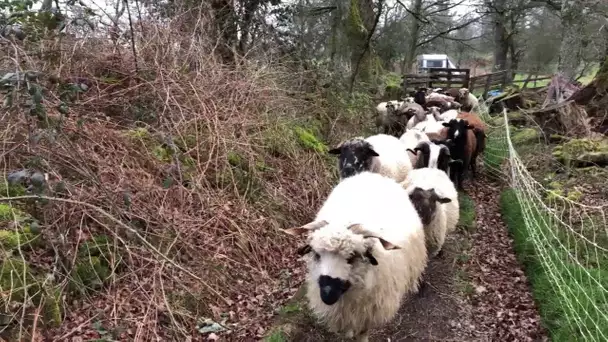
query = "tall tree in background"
(557, 0, 585, 80)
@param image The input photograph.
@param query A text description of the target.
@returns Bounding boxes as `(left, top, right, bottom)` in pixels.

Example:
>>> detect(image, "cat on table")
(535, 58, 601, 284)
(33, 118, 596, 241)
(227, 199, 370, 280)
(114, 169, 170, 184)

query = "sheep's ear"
(297, 244, 312, 255)
(366, 147, 380, 157)
(375, 238, 401, 250)
(328, 147, 341, 155)
(364, 249, 379, 266)
(348, 224, 401, 250)
(437, 197, 452, 204)
(442, 122, 451, 127)
(284, 220, 329, 236)
(406, 148, 417, 155)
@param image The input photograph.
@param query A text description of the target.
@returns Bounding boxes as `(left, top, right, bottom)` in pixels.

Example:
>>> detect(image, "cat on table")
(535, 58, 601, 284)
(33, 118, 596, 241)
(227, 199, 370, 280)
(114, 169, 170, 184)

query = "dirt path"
(268, 176, 546, 342)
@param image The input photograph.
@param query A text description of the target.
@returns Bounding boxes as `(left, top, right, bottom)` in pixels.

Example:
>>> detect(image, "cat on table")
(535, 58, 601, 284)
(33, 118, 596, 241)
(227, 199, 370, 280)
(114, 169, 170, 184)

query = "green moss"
(511, 128, 540, 145)
(0, 203, 27, 222)
(278, 302, 301, 316)
(293, 127, 327, 153)
(152, 145, 173, 162)
(42, 285, 62, 326)
(552, 138, 608, 166)
(227, 151, 246, 168)
(124, 127, 151, 140)
(0, 180, 26, 197)
(70, 235, 120, 294)
(0, 258, 39, 302)
(70, 256, 112, 293)
(0, 229, 38, 250)
(265, 330, 288, 342)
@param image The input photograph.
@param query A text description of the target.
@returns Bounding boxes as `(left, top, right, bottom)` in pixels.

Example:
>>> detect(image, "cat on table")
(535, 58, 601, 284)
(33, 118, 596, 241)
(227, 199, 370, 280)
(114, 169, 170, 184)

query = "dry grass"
(0, 14, 365, 341)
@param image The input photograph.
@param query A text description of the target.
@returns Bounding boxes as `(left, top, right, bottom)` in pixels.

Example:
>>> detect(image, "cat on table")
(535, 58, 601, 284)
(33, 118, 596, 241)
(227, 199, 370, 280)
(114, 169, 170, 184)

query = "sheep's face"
(442, 119, 473, 141)
(328, 139, 379, 179)
(403, 96, 415, 103)
(283, 222, 400, 306)
(459, 88, 470, 98)
(408, 187, 452, 226)
(410, 141, 431, 169)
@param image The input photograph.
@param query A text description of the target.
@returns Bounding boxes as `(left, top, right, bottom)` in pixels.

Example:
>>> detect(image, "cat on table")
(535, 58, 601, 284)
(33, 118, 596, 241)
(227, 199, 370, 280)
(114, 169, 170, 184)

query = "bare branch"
(416, 15, 483, 47)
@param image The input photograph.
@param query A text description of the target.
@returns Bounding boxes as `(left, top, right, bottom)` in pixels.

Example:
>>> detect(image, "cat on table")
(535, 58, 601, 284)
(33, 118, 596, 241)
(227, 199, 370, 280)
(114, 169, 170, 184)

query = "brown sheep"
(456, 112, 487, 155)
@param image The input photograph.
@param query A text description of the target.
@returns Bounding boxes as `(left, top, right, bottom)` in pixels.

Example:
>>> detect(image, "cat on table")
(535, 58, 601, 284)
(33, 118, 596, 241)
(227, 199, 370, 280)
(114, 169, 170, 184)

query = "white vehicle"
(416, 54, 464, 75)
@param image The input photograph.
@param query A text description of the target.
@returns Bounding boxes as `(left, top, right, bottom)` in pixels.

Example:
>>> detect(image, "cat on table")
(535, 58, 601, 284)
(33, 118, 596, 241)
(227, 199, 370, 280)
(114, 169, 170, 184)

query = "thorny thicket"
(0, 12, 367, 341)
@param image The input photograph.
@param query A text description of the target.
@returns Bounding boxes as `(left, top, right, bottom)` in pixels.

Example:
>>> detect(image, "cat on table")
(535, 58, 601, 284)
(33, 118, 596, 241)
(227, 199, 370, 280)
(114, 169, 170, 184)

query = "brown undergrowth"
(0, 17, 369, 341)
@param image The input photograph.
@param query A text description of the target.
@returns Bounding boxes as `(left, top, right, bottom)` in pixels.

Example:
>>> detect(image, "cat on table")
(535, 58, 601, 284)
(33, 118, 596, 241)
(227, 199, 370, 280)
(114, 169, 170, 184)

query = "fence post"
(483, 73, 493, 98)
(464, 69, 470, 89)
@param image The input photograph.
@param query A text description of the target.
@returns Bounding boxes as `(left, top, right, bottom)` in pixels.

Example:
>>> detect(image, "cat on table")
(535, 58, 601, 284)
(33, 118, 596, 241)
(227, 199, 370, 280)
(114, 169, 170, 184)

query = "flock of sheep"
(282, 87, 488, 342)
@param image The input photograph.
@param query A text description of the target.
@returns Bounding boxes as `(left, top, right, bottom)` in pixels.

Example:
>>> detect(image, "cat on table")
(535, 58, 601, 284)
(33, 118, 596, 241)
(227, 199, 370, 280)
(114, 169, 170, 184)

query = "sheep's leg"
(470, 156, 478, 178)
(436, 248, 445, 258)
(356, 331, 369, 342)
(415, 274, 429, 298)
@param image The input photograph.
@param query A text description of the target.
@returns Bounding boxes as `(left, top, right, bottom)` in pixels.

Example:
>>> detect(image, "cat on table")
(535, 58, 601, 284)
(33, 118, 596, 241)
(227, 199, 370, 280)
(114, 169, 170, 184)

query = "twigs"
(0, 194, 230, 305)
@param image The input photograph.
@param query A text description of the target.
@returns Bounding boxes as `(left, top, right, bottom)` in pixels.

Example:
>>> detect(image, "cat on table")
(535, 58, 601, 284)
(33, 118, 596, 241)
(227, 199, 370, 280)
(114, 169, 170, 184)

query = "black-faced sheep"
(407, 141, 462, 177)
(328, 134, 413, 183)
(283, 171, 427, 342)
(402, 168, 460, 257)
(440, 119, 478, 190)
(399, 129, 430, 165)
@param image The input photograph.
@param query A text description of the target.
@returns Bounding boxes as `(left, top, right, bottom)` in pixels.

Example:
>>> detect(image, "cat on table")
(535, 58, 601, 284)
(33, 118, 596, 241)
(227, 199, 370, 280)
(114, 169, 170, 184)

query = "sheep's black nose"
(341, 167, 357, 178)
(318, 275, 349, 306)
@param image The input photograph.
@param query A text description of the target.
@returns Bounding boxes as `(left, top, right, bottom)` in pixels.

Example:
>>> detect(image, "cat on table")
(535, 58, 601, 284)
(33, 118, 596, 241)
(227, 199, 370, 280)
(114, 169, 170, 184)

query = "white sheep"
(399, 129, 430, 165)
(283, 171, 427, 342)
(401, 168, 460, 257)
(409, 113, 438, 131)
(426, 92, 455, 101)
(458, 88, 479, 112)
(438, 109, 459, 121)
(375, 100, 403, 116)
(328, 134, 413, 183)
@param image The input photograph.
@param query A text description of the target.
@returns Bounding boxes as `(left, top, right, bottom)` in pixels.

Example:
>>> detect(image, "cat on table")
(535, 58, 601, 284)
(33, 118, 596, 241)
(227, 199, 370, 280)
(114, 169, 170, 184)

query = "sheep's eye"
(313, 252, 321, 261)
(347, 253, 359, 264)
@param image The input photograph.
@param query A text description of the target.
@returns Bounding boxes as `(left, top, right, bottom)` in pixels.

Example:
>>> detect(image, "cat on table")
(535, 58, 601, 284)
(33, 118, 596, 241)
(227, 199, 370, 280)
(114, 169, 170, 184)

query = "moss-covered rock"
(552, 138, 608, 167)
(70, 256, 112, 293)
(512, 128, 540, 145)
(0, 229, 38, 250)
(507, 111, 528, 125)
(70, 235, 120, 294)
(544, 180, 584, 202)
(0, 258, 39, 302)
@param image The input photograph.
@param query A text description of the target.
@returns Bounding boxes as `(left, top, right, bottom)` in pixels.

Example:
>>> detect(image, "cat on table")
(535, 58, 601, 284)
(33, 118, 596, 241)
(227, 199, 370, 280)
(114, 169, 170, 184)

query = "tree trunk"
(557, 0, 585, 81)
(211, 0, 238, 64)
(238, 1, 259, 54)
(492, 0, 508, 71)
(401, 0, 422, 73)
(347, 0, 375, 82)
